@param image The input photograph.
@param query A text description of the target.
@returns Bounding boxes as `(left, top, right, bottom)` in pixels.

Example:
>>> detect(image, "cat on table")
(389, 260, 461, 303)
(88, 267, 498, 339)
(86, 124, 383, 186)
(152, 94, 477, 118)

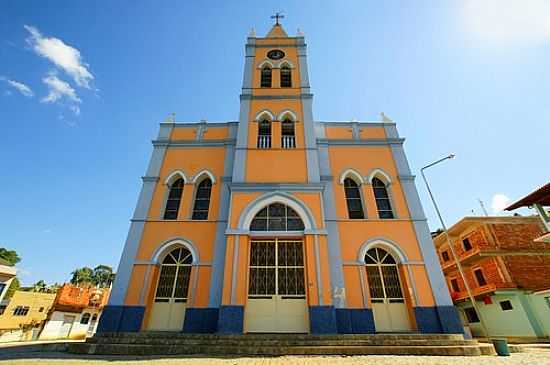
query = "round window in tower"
(267, 49, 285, 60)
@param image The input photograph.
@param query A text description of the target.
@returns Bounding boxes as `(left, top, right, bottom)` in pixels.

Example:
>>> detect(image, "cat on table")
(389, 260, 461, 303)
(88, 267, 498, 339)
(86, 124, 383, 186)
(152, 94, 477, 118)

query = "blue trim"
(217, 305, 244, 334)
(335, 308, 375, 334)
(415, 306, 442, 333)
(97, 305, 145, 333)
(183, 308, 219, 333)
(414, 306, 463, 334)
(309, 306, 337, 334)
(436, 305, 464, 334)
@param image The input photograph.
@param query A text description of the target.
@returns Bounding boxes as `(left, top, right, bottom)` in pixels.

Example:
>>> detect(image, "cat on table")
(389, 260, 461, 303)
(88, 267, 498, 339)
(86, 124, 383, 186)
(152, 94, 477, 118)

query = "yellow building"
(99, 21, 462, 335)
(0, 291, 56, 342)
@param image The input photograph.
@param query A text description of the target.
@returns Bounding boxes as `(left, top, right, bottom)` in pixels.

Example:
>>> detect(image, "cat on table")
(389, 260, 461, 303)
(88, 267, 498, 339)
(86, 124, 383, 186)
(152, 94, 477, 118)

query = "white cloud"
(24, 25, 94, 88)
(463, 0, 550, 44)
(491, 194, 511, 213)
(41, 75, 82, 114)
(0, 76, 34, 97)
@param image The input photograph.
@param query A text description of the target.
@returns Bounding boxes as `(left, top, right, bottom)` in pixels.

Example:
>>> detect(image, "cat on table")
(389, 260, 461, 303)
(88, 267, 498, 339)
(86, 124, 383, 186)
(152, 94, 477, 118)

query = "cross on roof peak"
(271, 12, 284, 25)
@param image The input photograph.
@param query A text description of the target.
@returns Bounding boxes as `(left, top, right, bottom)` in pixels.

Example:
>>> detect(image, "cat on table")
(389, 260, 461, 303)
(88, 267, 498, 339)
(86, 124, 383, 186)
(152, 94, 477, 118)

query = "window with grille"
(257, 120, 272, 148)
(442, 251, 450, 262)
(80, 312, 91, 324)
(365, 247, 404, 303)
(462, 238, 473, 251)
(248, 240, 305, 298)
(0, 283, 5, 298)
(464, 307, 480, 323)
(154, 247, 193, 302)
(499, 300, 513, 311)
(250, 203, 305, 231)
(473, 269, 487, 286)
(163, 178, 184, 220)
(450, 278, 459, 292)
(13, 306, 30, 316)
(372, 177, 394, 219)
(192, 178, 212, 220)
(281, 119, 296, 148)
(344, 178, 364, 219)
(280, 66, 291, 87)
(261, 67, 272, 87)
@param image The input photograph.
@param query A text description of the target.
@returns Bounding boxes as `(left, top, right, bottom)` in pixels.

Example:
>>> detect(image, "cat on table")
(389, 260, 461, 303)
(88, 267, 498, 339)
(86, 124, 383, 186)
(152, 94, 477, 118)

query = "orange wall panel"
(246, 150, 307, 183)
(343, 265, 365, 308)
(124, 265, 147, 306)
(410, 265, 436, 307)
(359, 126, 386, 139)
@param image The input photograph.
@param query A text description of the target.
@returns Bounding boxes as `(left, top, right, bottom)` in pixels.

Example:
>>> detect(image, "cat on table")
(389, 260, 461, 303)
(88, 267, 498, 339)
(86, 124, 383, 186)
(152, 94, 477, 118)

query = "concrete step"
(94, 332, 466, 341)
(87, 337, 478, 347)
(69, 342, 496, 356)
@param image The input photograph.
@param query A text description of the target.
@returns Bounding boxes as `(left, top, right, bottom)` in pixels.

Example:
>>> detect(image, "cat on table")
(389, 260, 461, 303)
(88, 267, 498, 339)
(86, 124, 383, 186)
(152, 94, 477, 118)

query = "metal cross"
(271, 12, 284, 25)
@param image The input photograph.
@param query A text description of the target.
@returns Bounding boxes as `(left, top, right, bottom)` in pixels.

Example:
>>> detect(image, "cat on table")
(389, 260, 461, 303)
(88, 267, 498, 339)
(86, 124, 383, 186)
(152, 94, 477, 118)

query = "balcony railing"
(281, 135, 296, 149)
(257, 135, 271, 149)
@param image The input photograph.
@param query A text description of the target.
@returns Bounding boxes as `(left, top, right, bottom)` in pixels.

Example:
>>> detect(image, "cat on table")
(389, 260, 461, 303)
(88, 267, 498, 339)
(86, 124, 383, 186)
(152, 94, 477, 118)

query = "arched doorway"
(364, 247, 411, 332)
(148, 247, 193, 331)
(244, 202, 308, 333)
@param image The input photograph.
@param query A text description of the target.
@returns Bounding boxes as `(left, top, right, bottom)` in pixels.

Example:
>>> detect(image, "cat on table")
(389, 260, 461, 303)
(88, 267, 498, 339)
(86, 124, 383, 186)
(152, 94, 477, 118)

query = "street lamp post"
(420, 154, 491, 340)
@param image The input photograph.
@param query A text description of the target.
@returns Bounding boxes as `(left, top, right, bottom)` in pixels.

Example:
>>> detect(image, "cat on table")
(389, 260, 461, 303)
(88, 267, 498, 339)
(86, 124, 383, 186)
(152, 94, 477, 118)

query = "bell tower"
(232, 16, 320, 184)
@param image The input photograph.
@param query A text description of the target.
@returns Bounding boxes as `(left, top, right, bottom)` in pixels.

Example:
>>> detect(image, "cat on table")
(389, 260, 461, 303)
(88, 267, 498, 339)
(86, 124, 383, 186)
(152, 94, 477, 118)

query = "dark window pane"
(250, 218, 267, 231)
(269, 203, 285, 217)
(261, 67, 272, 88)
(287, 218, 304, 230)
(379, 210, 394, 219)
(256, 207, 268, 217)
(349, 210, 365, 219)
(268, 217, 285, 231)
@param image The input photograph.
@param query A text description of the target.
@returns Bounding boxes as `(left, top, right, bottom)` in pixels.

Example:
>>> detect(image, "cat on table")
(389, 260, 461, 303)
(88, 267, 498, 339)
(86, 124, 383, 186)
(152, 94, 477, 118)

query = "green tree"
(32, 280, 48, 292)
(6, 277, 20, 298)
(0, 247, 21, 266)
(70, 267, 94, 286)
(92, 265, 115, 288)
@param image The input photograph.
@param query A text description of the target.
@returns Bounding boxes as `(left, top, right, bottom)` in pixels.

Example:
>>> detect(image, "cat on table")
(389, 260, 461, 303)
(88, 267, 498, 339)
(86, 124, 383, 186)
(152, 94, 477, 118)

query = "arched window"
(250, 203, 305, 231)
(281, 118, 296, 148)
(80, 312, 91, 325)
(344, 178, 364, 219)
(257, 119, 272, 148)
(261, 66, 272, 88)
(364, 247, 404, 303)
(163, 178, 184, 220)
(372, 177, 394, 219)
(280, 65, 292, 87)
(192, 178, 212, 220)
(154, 247, 193, 302)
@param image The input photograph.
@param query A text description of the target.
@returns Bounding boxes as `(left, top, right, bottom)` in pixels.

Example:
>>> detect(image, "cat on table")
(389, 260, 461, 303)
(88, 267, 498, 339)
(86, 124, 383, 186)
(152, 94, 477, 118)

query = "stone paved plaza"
(2, 351, 550, 365)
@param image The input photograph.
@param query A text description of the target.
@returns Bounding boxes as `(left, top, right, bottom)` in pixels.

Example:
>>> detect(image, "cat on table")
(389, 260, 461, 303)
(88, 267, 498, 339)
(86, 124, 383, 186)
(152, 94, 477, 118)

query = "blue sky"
(1, 1, 549, 286)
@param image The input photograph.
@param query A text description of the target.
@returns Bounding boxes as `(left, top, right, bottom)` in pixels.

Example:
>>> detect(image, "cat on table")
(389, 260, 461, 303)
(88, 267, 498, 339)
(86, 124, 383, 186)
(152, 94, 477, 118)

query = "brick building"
(39, 284, 110, 340)
(433, 216, 550, 339)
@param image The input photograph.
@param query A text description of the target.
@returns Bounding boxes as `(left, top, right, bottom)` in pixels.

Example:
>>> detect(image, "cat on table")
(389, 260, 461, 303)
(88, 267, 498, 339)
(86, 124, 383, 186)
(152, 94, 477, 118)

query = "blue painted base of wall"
(217, 305, 244, 334)
(97, 305, 145, 333)
(309, 306, 338, 334)
(183, 308, 219, 333)
(436, 305, 464, 334)
(415, 306, 463, 334)
(335, 308, 375, 334)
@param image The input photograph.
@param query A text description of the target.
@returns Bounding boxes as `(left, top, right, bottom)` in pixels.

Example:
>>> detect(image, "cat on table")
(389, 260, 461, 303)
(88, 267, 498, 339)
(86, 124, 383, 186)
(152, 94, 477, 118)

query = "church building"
(98, 20, 462, 335)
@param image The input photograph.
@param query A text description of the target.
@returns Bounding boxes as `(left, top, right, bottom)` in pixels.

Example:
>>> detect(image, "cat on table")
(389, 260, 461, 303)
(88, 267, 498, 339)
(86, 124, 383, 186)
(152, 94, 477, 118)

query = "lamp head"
(448, 154, 456, 160)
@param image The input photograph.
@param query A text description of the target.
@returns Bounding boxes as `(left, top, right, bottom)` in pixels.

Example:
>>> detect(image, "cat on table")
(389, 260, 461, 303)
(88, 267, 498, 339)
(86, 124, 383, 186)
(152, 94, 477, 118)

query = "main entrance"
(148, 247, 192, 331)
(245, 239, 308, 333)
(365, 247, 411, 332)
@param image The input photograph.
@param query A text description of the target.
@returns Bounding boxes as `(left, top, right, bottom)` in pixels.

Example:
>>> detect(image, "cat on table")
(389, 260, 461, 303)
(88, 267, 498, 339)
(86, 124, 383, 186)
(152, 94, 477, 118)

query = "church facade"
(98, 23, 462, 335)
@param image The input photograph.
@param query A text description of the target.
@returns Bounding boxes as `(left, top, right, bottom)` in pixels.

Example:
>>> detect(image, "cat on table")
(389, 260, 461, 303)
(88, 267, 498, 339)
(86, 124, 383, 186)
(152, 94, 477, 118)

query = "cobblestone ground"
(1, 351, 550, 365)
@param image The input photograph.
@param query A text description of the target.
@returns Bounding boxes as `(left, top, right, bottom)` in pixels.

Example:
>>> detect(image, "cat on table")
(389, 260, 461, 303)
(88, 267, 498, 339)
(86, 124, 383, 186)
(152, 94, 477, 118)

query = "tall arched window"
(281, 118, 296, 148)
(163, 178, 184, 220)
(344, 178, 364, 219)
(261, 66, 272, 88)
(372, 177, 394, 219)
(257, 119, 272, 148)
(280, 65, 292, 87)
(155, 247, 193, 303)
(364, 247, 404, 303)
(250, 203, 305, 231)
(192, 178, 212, 220)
